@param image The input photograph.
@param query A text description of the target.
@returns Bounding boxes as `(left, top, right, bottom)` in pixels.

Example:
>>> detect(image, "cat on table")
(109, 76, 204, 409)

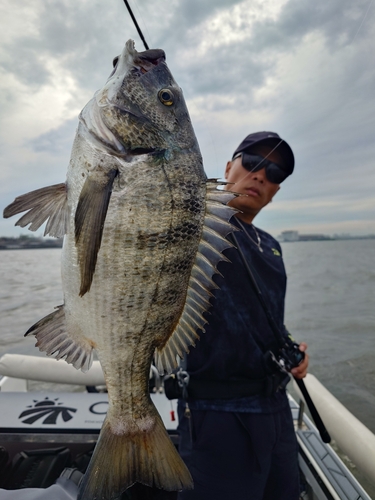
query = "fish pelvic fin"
(25, 306, 94, 372)
(78, 414, 193, 500)
(3, 183, 68, 238)
(155, 180, 238, 374)
(75, 168, 118, 297)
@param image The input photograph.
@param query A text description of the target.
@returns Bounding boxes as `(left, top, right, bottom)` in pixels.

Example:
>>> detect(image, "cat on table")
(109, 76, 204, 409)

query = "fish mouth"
(101, 40, 166, 108)
(109, 40, 165, 79)
(112, 43, 165, 76)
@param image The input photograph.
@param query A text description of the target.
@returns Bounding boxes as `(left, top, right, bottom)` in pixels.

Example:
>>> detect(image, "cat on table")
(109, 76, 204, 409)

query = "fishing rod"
(231, 231, 331, 444)
(122, 0, 149, 50)
(294, 377, 331, 443)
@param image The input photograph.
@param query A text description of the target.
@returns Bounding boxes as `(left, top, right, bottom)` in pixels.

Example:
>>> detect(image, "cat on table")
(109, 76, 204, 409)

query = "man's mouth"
(246, 187, 261, 197)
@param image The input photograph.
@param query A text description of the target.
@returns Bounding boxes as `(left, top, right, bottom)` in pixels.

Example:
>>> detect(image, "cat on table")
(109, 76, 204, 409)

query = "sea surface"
(282, 239, 375, 435)
(0, 240, 375, 492)
(1, 241, 374, 427)
(0, 242, 375, 491)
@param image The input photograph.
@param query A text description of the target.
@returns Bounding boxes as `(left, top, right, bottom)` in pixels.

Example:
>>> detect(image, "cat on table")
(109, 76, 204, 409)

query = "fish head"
(85, 40, 199, 156)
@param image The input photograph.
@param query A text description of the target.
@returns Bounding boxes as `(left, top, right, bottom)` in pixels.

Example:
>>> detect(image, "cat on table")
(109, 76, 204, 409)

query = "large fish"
(3, 40, 236, 499)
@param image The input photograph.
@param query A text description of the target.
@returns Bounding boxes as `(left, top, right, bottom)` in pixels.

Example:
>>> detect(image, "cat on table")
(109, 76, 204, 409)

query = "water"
(282, 239, 375, 435)
(0, 249, 63, 356)
(1, 241, 374, 430)
(1, 243, 375, 488)
(0, 242, 375, 493)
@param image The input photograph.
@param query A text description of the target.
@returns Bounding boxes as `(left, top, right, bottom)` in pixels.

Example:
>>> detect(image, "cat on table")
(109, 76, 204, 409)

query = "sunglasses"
(233, 152, 289, 184)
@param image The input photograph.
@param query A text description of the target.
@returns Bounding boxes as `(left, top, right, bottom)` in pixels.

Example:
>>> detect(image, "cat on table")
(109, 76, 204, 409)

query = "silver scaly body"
(3, 40, 237, 499)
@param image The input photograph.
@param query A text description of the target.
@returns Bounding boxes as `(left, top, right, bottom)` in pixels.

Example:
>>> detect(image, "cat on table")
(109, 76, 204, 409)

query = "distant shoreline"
(280, 235, 375, 242)
(0, 245, 62, 250)
(1, 234, 374, 250)
(277, 231, 375, 243)
(0, 236, 62, 250)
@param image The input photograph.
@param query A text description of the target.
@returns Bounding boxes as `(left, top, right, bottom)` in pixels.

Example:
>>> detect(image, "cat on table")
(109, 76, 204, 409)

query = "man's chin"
(231, 196, 262, 211)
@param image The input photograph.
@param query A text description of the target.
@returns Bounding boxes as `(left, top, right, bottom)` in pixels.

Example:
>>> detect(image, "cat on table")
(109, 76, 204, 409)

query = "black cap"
(232, 131, 294, 176)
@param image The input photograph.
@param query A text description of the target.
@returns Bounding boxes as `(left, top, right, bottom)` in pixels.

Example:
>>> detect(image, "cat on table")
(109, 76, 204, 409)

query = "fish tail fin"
(78, 414, 193, 500)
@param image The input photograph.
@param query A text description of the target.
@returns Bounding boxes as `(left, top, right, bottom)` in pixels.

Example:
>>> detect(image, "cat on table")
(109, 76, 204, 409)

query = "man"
(177, 132, 309, 500)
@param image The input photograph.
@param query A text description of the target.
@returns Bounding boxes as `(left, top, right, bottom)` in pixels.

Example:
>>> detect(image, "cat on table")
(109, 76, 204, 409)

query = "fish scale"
(3, 40, 238, 499)
(64, 147, 203, 448)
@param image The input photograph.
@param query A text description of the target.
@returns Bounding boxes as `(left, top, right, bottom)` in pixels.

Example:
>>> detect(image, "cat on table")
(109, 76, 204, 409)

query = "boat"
(0, 353, 374, 499)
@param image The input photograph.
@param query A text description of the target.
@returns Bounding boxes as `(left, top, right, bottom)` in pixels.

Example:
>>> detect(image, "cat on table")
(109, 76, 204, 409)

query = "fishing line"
(351, 0, 374, 44)
(131, 0, 153, 49)
(122, 0, 149, 50)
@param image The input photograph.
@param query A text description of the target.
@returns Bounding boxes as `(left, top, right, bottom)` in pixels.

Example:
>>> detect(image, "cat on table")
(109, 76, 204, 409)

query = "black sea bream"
(4, 40, 236, 499)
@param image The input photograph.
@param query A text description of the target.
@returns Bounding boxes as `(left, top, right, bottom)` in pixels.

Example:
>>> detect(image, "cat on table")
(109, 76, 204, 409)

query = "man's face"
(224, 145, 282, 220)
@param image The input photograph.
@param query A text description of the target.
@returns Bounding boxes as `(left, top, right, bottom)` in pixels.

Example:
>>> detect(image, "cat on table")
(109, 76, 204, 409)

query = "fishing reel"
(267, 341, 305, 374)
(277, 342, 305, 372)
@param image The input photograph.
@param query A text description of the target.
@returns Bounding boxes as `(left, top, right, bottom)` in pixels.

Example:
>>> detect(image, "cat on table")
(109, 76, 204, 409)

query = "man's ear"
(224, 161, 232, 179)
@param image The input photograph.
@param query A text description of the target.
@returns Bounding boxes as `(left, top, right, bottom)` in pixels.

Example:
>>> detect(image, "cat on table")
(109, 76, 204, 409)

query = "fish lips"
(111, 45, 166, 77)
(106, 40, 167, 100)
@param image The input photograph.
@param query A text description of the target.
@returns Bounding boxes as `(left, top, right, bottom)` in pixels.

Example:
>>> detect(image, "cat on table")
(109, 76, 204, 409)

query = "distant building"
(278, 230, 299, 242)
(278, 231, 334, 242)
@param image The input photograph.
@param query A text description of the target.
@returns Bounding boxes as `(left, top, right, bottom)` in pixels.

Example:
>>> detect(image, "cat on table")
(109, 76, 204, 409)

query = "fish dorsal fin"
(154, 180, 238, 374)
(25, 305, 94, 372)
(3, 183, 68, 238)
(75, 168, 118, 297)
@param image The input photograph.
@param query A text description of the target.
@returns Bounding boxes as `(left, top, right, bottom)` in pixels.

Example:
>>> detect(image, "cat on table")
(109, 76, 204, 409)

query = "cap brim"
(254, 138, 294, 175)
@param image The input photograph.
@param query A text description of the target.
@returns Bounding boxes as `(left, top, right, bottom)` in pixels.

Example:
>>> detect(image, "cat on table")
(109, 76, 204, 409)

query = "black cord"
(123, 0, 149, 50)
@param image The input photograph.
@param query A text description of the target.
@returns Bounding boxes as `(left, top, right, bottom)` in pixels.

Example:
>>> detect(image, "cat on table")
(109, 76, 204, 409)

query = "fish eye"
(158, 89, 174, 106)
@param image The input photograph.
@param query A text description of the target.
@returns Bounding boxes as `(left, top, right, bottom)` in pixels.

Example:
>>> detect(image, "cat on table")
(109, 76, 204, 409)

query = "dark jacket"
(185, 219, 289, 389)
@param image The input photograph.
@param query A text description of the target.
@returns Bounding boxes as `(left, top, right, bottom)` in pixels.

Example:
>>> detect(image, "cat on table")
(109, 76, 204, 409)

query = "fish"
(3, 40, 237, 499)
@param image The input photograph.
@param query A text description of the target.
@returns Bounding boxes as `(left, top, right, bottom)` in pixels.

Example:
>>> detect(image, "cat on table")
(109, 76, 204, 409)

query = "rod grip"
(294, 377, 331, 443)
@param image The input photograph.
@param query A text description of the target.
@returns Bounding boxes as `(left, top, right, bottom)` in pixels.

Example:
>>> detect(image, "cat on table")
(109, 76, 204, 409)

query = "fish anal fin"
(25, 306, 94, 372)
(75, 169, 118, 297)
(78, 414, 193, 499)
(3, 183, 68, 238)
(155, 180, 238, 374)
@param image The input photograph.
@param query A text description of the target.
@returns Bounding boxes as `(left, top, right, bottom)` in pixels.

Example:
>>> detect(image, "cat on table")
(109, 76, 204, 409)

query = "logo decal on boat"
(18, 397, 77, 425)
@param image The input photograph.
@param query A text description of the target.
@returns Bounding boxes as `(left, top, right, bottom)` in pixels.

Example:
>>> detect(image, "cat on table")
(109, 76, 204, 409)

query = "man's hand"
(290, 342, 309, 379)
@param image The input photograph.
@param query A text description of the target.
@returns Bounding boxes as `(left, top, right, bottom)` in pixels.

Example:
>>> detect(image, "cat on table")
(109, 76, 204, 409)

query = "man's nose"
(251, 167, 266, 182)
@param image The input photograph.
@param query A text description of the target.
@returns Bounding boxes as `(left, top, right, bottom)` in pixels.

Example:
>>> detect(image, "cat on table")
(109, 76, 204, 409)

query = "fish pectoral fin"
(78, 413, 192, 500)
(75, 169, 118, 297)
(155, 180, 238, 374)
(25, 306, 94, 372)
(3, 183, 68, 238)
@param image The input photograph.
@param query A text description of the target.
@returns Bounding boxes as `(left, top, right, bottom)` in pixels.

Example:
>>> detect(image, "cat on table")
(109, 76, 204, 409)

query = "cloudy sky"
(0, 0, 374, 238)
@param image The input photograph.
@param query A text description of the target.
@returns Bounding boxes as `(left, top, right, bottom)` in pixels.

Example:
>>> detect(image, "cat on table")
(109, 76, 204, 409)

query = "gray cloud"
(2, 1, 136, 90)
(1, 0, 374, 238)
(28, 118, 77, 154)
